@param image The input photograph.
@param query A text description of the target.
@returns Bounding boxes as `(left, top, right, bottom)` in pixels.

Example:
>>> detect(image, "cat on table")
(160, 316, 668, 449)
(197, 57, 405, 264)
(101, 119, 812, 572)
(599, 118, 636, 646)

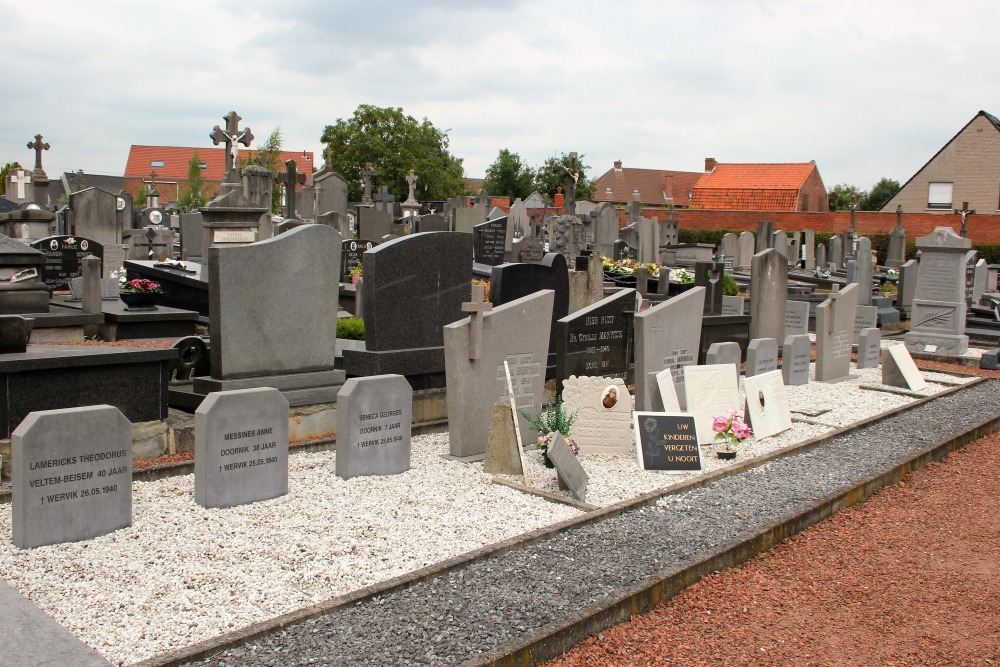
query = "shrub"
(337, 317, 365, 340)
(722, 273, 739, 296)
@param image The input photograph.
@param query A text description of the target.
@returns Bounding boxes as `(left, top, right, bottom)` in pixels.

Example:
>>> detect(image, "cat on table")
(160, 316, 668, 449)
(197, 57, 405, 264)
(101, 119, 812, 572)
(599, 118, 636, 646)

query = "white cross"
(9, 169, 29, 199)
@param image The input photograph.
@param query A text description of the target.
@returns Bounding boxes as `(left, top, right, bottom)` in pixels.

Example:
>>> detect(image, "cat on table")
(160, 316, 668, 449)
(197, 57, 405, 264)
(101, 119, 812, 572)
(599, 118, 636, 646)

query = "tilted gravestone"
(743, 370, 792, 440)
(556, 288, 636, 394)
(548, 432, 588, 501)
(634, 287, 706, 412)
(815, 282, 859, 382)
(474, 216, 508, 266)
(484, 402, 521, 475)
(905, 227, 972, 356)
(561, 375, 631, 455)
(336, 374, 412, 480)
(195, 388, 289, 508)
(745, 338, 778, 377)
(882, 344, 927, 391)
(749, 248, 787, 344)
(857, 328, 881, 369)
(684, 363, 740, 445)
(12, 404, 132, 549)
(444, 289, 553, 459)
(782, 334, 811, 386)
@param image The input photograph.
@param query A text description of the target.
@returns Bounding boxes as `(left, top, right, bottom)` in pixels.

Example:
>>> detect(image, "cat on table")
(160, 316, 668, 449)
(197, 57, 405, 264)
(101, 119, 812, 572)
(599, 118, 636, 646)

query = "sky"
(2, 0, 998, 192)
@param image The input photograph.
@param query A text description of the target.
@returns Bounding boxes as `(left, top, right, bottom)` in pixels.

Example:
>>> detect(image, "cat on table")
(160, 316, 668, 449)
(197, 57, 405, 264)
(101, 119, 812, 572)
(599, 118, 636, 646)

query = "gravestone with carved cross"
(374, 186, 395, 214)
(361, 163, 376, 206)
(210, 111, 254, 185)
(461, 284, 493, 360)
(276, 159, 306, 219)
(6, 168, 30, 202)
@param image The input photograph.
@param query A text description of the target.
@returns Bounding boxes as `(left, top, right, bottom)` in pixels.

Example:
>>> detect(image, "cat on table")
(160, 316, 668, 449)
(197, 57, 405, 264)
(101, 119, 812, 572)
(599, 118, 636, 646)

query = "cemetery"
(1, 114, 1000, 666)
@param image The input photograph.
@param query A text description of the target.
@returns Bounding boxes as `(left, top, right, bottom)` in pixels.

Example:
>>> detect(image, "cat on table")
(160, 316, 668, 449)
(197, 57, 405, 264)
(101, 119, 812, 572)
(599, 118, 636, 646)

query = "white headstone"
(683, 364, 740, 445)
(881, 345, 927, 391)
(743, 370, 792, 440)
(561, 375, 632, 455)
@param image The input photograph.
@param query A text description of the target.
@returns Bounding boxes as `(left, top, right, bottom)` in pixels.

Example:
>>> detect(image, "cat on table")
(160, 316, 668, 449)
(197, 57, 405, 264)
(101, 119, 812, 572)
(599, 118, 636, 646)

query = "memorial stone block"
(746, 338, 778, 377)
(781, 334, 811, 386)
(684, 364, 740, 445)
(336, 375, 412, 479)
(705, 341, 741, 369)
(633, 412, 701, 472)
(561, 375, 631, 455)
(815, 283, 859, 381)
(882, 345, 927, 391)
(856, 328, 881, 369)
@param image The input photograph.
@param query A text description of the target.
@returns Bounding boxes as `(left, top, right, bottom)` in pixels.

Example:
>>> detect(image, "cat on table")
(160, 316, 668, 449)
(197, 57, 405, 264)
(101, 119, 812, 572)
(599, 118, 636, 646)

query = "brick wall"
(799, 168, 829, 213)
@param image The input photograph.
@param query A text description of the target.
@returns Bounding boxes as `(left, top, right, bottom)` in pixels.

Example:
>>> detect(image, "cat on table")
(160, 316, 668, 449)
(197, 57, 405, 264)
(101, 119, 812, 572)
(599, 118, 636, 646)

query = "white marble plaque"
(656, 368, 682, 412)
(562, 375, 631, 455)
(683, 364, 740, 445)
(743, 370, 792, 440)
(213, 230, 257, 243)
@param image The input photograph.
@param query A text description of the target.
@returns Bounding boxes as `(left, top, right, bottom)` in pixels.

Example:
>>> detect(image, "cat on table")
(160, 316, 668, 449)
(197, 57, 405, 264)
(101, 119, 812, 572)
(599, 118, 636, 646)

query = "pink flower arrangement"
(535, 432, 580, 456)
(712, 409, 753, 450)
(121, 278, 162, 294)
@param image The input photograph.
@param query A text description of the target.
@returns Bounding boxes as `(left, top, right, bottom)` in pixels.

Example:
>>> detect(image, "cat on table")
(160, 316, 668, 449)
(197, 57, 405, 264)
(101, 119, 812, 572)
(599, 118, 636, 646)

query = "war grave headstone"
(815, 282, 860, 382)
(335, 374, 412, 480)
(743, 369, 792, 440)
(683, 363, 741, 445)
(828, 236, 842, 269)
(444, 290, 552, 459)
(65, 187, 120, 248)
(474, 216, 508, 266)
(721, 295, 745, 316)
(340, 239, 375, 281)
(195, 388, 289, 508)
(736, 232, 755, 270)
(882, 344, 927, 391)
(745, 337, 778, 377)
(633, 412, 701, 472)
(705, 341, 741, 368)
(344, 232, 473, 379)
(358, 206, 394, 242)
(634, 287, 706, 411)
(815, 243, 827, 271)
(856, 328, 881, 369)
(905, 227, 972, 356)
(896, 258, 918, 318)
(782, 334, 811, 386)
(490, 253, 569, 378)
(196, 224, 345, 403)
(802, 230, 816, 271)
(12, 404, 132, 549)
(561, 375, 631, 454)
(749, 248, 787, 343)
(31, 235, 104, 291)
(784, 300, 809, 337)
(853, 305, 877, 344)
(556, 288, 636, 394)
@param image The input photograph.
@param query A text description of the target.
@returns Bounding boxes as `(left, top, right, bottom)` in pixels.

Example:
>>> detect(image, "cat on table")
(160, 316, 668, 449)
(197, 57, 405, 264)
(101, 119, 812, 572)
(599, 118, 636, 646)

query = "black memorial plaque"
(30, 235, 104, 290)
(555, 288, 635, 390)
(474, 216, 508, 266)
(341, 239, 375, 279)
(633, 412, 702, 472)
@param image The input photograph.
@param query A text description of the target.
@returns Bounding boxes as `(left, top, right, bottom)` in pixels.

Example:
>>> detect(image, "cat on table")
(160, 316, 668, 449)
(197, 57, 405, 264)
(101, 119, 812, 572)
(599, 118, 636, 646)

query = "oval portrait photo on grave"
(602, 385, 619, 409)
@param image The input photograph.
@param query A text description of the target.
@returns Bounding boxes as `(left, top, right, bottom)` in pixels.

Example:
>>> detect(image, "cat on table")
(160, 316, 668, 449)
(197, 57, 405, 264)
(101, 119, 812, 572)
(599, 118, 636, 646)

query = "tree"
(827, 183, 866, 211)
(533, 152, 595, 201)
(239, 127, 284, 213)
(864, 177, 900, 211)
(0, 162, 21, 197)
(177, 151, 207, 209)
(320, 104, 466, 202)
(483, 149, 534, 201)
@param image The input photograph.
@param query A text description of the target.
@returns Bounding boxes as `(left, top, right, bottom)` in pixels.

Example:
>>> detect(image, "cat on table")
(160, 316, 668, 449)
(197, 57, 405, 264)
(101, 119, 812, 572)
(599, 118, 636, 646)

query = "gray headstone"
(474, 216, 508, 266)
(781, 334, 811, 386)
(853, 305, 877, 344)
(897, 258, 918, 316)
(634, 287, 706, 411)
(561, 375, 631, 455)
(336, 375, 412, 479)
(749, 248, 787, 343)
(973, 258, 987, 304)
(856, 328, 881, 369)
(905, 227, 971, 356)
(854, 237, 873, 306)
(12, 405, 132, 549)
(746, 337, 778, 377)
(548, 432, 588, 501)
(102, 243, 128, 279)
(882, 345, 927, 391)
(508, 198, 531, 238)
(591, 202, 618, 258)
(787, 231, 800, 269)
(886, 223, 907, 268)
(484, 402, 521, 475)
(705, 341, 741, 368)
(694, 261, 724, 316)
(209, 224, 341, 379)
(771, 230, 788, 261)
(195, 388, 289, 508)
(444, 290, 553, 458)
(358, 207, 394, 241)
(179, 212, 205, 261)
(551, 215, 587, 264)
(979, 348, 1000, 370)
(815, 243, 827, 271)
(802, 229, 816, 271)
(828, 236, 842, 269)
(815, 282, 859, 381)
(784, 300, 809, 338)
(872, 295, 900, 325)
(66, 187, 119, 247)
(721, 295, 745, 316)
(720, 233, 737, 264)
(451, 206, 481, 234)
(314, 170, 348, 217)
(736, 232, 754, 270)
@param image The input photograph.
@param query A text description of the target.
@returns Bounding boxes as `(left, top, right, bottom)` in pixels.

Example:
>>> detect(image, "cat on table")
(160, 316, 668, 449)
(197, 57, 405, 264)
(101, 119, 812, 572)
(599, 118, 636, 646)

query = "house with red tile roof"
(690, 159, 828, 212)
(592, 161, 702, 207)
(124, 145, 315, 204)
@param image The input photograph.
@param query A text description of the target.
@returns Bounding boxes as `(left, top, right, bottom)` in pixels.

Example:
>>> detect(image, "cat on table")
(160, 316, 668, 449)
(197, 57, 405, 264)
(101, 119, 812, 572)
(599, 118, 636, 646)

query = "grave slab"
(882, 345, 927, 391)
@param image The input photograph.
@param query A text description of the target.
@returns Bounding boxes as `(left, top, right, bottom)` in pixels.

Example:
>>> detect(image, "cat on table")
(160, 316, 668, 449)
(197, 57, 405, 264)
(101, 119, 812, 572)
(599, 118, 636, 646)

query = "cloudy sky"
(2, 0, 998, 192)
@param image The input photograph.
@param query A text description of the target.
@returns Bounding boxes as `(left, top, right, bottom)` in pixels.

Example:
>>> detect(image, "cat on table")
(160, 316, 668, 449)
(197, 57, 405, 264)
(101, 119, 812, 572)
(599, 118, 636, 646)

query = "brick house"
(882, 110, 1000, 214)
(591, 161, 702, 206)
(123, 145, 315, 204)
(689, 159, 829, 212)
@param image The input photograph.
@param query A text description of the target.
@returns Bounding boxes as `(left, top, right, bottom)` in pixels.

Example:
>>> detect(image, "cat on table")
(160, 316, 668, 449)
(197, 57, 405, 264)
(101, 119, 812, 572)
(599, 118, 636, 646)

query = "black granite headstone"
(489, 253, 570, 378)
(633, 412, 702, 472)
(341, 239, 375, 279)
(30, 235, 104, 290)
(555, 288, 635, 391)
(473, 216, 508, 266)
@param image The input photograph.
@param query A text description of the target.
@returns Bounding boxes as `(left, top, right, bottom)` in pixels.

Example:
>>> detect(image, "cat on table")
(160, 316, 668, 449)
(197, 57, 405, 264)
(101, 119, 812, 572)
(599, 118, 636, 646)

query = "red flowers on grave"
(121, 278, 162, 294)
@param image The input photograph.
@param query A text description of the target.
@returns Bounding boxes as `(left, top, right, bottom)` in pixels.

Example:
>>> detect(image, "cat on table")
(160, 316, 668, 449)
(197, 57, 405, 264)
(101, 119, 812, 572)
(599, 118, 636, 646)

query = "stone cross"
(8, 169, 29, 199)
(461, 284, 493, 360)
(955, 201, 975, 238)
(26, 134, 50, 177)
(361, 162, 377, 205)
(405, 169, 418, 203)
(562, 152, 580, 215)
(895, 204, 903, 229)
(276, 159, 306, 218)
(210, 111, 254, 184)
(374, 185, 394, 213)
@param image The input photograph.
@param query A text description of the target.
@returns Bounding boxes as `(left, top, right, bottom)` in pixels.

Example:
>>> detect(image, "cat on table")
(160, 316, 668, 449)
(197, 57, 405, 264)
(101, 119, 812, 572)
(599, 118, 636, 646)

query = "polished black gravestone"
(489, 253, 570, 378)
(31, 235, 104, 291)
(473, 216, 508, 266)
(340, 239, 375, 280)
(555, 288, 636, 394)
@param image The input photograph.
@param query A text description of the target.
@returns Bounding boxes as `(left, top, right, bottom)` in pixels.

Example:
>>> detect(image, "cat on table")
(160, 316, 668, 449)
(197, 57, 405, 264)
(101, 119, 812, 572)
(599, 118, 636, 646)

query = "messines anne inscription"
(497, 353, 541, 412)
(217, 426, 279, 473)
(356, 408, 405, 450)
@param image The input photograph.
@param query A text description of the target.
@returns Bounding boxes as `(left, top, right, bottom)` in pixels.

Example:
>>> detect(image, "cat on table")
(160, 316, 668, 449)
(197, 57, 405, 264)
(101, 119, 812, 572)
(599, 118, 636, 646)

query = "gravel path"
(184, 379, 1000, 667)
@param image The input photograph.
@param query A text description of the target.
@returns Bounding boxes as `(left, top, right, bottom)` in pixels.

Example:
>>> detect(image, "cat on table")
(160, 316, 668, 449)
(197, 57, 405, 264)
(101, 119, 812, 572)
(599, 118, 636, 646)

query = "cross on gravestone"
(562, 152, 580, 215)
(9, 169, 29, 199)
(210, 111, 254, 184)
(374, 185, 395, 213)
(276, 159, 306, 218)
(895, 204, 903, 230)
(462, 284, 493, 360)
(142, 226, 169, 259)
(361, 163, 377, 206)
(955, 201, 975, 238)
(27, 134, 50, 177)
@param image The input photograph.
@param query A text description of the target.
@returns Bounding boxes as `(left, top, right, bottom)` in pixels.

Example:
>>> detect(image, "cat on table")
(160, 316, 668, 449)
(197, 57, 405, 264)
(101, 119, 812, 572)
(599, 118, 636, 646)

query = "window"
(150, 160, 165, 169)
(605, 186, 612, 195)
(200, 162, 208, 169)
(928, 182, 953, 209)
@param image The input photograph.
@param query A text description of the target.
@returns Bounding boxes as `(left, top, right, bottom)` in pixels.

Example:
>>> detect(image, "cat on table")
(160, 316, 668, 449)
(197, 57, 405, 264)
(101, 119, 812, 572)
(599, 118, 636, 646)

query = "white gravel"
(0, 356, 975, 666)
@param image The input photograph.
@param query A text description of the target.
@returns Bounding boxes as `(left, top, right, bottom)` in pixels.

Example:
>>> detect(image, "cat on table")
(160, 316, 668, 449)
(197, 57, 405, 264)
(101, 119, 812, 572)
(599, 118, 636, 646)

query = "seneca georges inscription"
(357, 409, 405, 448)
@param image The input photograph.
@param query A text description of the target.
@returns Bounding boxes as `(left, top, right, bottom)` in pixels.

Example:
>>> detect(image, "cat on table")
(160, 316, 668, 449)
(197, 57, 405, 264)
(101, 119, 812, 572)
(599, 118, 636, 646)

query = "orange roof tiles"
(125, 146, 314, 182)
(592, 166, 702, 206)
(691, 162, 819, 211)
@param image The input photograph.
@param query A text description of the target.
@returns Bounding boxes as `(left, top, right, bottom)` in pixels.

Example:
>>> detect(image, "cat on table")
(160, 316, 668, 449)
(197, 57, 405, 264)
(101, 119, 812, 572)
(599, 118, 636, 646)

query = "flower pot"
(717, 450, 737, 460)
(120, 292, 160, 310)
(543, 451, 555, 469)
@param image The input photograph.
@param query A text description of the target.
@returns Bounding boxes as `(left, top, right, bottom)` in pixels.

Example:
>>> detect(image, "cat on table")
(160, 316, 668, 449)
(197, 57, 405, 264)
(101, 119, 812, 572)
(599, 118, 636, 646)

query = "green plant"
(521, 402, 577, 438)
(722, 273, 739, 296)
(337, 317, 365, 340)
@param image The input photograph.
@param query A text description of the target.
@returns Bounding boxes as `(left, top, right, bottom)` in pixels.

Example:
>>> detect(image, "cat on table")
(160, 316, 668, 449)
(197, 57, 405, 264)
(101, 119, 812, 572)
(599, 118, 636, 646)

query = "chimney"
(705, 157, 717, 173)
(613, 160, 622, 170)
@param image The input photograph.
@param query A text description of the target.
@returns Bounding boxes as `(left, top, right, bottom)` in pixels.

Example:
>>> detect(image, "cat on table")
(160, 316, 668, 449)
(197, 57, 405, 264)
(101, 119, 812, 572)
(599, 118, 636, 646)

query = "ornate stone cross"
(405, 169, 418, 203)
(210, 111, 254, 184)
(562, 152, 580, 214)
(955, 201, 975, 238)
(276, 159, 306, 218)
(361, 162, 377, 205)
(462, 284, 493, 360)
(27, 134, 50, 178)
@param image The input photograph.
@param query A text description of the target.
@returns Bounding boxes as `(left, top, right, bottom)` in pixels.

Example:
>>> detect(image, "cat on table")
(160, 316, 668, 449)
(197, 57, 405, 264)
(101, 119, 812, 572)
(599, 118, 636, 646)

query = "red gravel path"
(547, 398, 1000, 666)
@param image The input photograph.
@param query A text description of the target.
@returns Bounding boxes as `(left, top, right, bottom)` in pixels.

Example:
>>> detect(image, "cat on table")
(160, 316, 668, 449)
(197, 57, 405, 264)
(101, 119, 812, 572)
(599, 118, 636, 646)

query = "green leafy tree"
(533, 152, 595, 201)
(827, 183, 866, 211)
(483, 149, 535, 201)
(865, 177, 900, 211)
(0, 162, 21, 197)
(320, 104, 466, 201)
(177, 151, 207, 209)
(133, 171, 156, 209)
(239, 127, 284, 213)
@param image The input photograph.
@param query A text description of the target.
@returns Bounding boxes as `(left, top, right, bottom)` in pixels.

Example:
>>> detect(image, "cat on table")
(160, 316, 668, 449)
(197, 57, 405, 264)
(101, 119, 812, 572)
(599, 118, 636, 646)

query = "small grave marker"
(336, 375, 412, 480)
(882, 345, 927, 391)
(633, 412, 702, 472)
(743, 370, 792, 440)
(561, 375, 631, 454)
(547, 432, 588, 501)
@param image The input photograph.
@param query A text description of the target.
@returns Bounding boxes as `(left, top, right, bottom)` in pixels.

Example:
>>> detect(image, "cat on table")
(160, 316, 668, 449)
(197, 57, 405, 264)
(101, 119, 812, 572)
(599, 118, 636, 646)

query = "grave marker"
(815, 283, 859, 382)
(784, 300, 809, 338)
(743, 370, 792, 440)
(746, 338, 778, 377)
(634, 287, 706, 411)
(857, 328, 881, 369)
(633, 412, 701, 472)
(556, 288, 636, 391)
(782, 334, 811, 386)
(905, 227, 971, 356)
(882, 345, 927, 391)
(336, 375, 412, 480)
(684, 364, 740, 445)
(547, 432, 588, 501)
(340, 239, 375, 280)
(561, 375, 631, 455)
(473, 216, 508, 266)
(31, 235, 104, 290)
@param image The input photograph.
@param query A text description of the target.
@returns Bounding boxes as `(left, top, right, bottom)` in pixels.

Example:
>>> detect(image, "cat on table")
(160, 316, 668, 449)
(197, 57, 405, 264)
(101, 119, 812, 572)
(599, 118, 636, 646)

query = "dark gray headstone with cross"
(210, 111, 254, 185)
(694, 261, 724, 316)
(276, 159, 306, 219)
(374, 186, 395, 214)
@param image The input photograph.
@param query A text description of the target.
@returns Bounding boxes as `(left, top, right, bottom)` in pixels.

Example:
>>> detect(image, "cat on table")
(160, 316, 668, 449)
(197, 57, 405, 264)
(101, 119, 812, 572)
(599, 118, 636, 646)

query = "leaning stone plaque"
(633, 412, 701, 472)
(743, 370, 792, 440)
(684, 364, 740, 445)
(882, 345, 927, 391)
(561, 375, 631, 455)
(547, 432, 588, 501)
(195, 388, 290, 508)
(12, 405, 132, 549)
(336, 374, 412, 480)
